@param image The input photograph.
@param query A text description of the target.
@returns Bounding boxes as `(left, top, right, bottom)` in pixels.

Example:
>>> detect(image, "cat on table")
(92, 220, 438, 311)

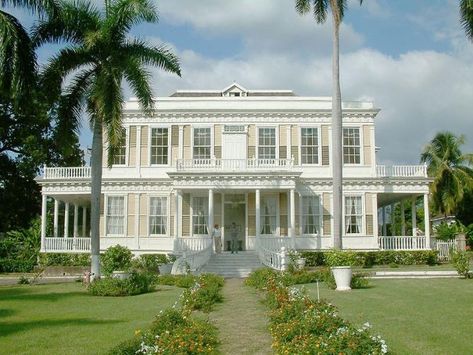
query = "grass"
(0, 282, 182, 355)
(303, 278, 473, 355)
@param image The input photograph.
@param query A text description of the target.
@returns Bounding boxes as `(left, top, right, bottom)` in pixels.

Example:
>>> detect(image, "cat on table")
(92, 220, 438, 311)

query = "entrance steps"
(200, 251, 263, 278)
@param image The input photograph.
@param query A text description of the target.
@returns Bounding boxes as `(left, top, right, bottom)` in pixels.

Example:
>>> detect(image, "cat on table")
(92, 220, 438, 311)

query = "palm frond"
(122, 58, 154, 115)
(295, 0, 311, 15)
(0, 0, 59, 17)
(460, 0, 473, 40)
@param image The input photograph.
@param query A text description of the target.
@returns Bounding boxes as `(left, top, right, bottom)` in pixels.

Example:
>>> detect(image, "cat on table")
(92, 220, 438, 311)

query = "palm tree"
(295, 0, 362, 249)
(33, 0, 181, 278)
(460, 0, 473, 40)
(421, 132, 473, 217)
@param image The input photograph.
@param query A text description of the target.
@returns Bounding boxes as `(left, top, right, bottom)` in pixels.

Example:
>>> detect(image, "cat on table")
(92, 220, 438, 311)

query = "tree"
(295, 0, 362, 249)
(460, 0, 473, 40)
(420, 132, 473, 217)
(33, 0, 181, 278)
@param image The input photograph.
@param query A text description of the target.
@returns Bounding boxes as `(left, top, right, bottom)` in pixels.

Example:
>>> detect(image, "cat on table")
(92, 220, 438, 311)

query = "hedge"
(38, 253, 91, 267)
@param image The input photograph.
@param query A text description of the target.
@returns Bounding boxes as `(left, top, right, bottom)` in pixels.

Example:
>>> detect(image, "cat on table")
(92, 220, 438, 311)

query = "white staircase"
(200, 251, 263, 278)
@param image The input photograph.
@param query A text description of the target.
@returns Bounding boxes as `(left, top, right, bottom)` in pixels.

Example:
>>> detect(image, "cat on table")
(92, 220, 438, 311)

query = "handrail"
(376, 164, 427, 178)
(378, 236, 427, 250)
(176, 158, 294, 171)
(43, 166, 91, 179)
(171, 237, 213, 274)
(255, 237, 288, 271)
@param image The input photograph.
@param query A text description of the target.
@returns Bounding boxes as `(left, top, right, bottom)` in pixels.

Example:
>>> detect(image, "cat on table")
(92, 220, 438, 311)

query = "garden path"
(209, 278, 272, 355)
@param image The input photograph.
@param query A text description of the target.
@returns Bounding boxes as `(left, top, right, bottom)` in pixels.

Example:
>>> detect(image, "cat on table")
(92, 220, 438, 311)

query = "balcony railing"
(378, 236, 427, 250)
(376, 164, 427, 178)
(43, 166, 91, 179)
(176, 158, 294, 172)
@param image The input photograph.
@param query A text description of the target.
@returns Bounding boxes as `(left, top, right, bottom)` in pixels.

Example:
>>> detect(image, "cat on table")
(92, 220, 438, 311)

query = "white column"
(82, 207, 87, 238)
(174, 191, 180, 239)
(208, 189, 214, 237)
(286, 125, 291, 162)
(390, 203, 395, 236)
(136, 126, 142, 176)
(382, 206, 387, 236)
(53, 199, 59, 238)
(424, 193, 431, 249)
(64, 202, 70, 238)
(400, 201, 406, 236)
(41, 195, 47, 251)
(255, 189, 261, 239)
(73, 204, 79, 238)
(178, 125, 184, 160)
(411, 197, 417, 237)
(290, 188, 295, 248)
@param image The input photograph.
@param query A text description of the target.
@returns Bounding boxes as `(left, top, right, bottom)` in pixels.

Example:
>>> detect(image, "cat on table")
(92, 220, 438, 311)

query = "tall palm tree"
(460, 0, 473, 40)
(33, 0, 181, 278)
(295, 0, 362, 249)
(421, 132, 473, 217)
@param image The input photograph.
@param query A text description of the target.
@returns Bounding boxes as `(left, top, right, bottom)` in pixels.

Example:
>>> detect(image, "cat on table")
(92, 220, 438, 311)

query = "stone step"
(201, 251, 263, 278)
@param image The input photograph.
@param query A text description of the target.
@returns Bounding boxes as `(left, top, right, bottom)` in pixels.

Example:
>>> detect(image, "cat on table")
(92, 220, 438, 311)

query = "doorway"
(223, 194, 246, 251)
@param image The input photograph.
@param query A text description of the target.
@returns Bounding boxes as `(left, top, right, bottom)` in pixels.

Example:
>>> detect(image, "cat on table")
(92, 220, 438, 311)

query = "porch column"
(390, 203, 395, 236)
(73, 204, 79, 238)
(208, 189, 214, 237)
(401, 201, 405, 236)
(53, 199, 59, 238)
(82, 207, 87, 237)
(411, 197, 417, 237)
(424, 193, 431, 249)
(255, 189, 261, 239)
(64, 202, 69, 238)
(289, 188, 295, 248)
(41, 194, 47, 251)
(382, 206, 387, 236)
(174, 190, 180, 239)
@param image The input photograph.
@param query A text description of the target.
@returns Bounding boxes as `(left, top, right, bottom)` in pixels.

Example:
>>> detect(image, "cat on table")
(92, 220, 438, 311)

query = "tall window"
(302, 196, 320, 234)
(258, 128, 276, 159)
(192, 197, 208, 235)
(149, 197, 167, 235)
(106, 196, 125, 235)
(301, 128, 319, 164)
(193, 128, 211, 159)
(261, 196, 277, 234)
(151, 128, 168, 165)
(345, 196, 363, 234)
(112, 130, 126, 165)
(343, 128, 361, 164)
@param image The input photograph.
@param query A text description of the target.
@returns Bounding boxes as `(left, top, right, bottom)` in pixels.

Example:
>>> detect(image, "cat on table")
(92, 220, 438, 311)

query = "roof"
(170, 82, 296, 97)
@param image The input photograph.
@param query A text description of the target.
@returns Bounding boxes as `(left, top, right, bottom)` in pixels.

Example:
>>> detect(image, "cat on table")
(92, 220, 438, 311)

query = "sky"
(12, 0, 473, 164)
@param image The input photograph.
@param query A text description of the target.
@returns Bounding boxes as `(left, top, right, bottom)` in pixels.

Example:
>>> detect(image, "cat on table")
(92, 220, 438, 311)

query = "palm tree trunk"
(90, 118, 103, 279)
(331, 7, 343, 250)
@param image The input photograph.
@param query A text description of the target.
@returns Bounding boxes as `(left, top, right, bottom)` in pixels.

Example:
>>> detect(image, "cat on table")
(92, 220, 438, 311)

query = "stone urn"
(112, 271, 131, 280)
(331, 266, 352, 291)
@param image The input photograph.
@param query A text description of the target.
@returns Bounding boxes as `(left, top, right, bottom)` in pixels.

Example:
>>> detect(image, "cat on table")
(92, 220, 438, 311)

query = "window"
(106, 196, 125, 235)
(150, 128, 168, 165)
(149, 197, 167, 235)
(302, 196, 320, 234)
(345, 196, 363, 234)
(193, 128, 211, 159)
(192, 197, 208, 235)
(261, 196, 277, 234)
(258, 128, 276, 159)
(301, 128, 319, 164)
(112, 130, 126, 165)
(343, 128, 361, 164)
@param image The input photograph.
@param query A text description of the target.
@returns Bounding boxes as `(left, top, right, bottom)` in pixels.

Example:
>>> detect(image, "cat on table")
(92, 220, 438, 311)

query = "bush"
(183, 274, 225, 313)
(244, 268, 278, 290)
(300, 251, 325, 266)
(324, 250, 358, 267)
(452, 250, 471, 278)
(434, 221, 459, 241)
(155, 274, 197, 288)
(38, 253, 90, 267)
(131, 254, 169, 274)
(101, 245, 133, 275)
(88, 271, 156, 296)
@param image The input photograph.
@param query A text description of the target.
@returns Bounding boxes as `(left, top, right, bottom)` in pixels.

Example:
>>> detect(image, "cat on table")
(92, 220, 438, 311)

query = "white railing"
(255, 237, 290, 271)
(376, 165, 427, 178)
(43, 166, 91, 179)
(44, 237, 91, 252)
(172, 237, 213, 274)
(378, 236, 427, 250)
(176, 158, 294, 172)
(174, 237, 213, 252)
(431, 238, 457, 261)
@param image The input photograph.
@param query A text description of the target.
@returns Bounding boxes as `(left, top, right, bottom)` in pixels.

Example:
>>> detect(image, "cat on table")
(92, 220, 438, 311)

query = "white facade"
(37, 84, 431, 254)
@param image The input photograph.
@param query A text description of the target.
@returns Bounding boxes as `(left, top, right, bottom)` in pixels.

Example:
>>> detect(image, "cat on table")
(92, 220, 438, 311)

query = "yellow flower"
(134, 329, 141, 336)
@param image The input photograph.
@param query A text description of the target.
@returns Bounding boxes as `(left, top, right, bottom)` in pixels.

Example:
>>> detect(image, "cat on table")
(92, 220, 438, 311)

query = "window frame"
(148, 195, 169, 237)
(110, 127, 128, 166)
(343, 194, 364, 236)
(191, 195, 209, 236)
(149, 125, 171, 166)
(260, 194, 279, 236)
(299, 126, 321, 166)
(104, 194, 127, 237)
(342, 126, 363, 165)
(301, 194, 322, 236)
(256, 126, 279, 160)
(191, 126, 213, 160)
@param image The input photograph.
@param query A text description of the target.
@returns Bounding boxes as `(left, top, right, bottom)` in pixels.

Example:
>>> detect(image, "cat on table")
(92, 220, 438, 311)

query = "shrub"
(38, 253, 90, 267)
(300, 251, 325, 266)
(155, 274, 197, 288)
(244, 268, 278, 290)
(324, 250, 358, 267)
(18, 275, 30, 284)
(183, 274, 225, 313)
(101, 245, 133, 275)
(434, 221, 459, 241)
(452, 250, 471, 278)
(88, 271, 155, 296)
(131, 254, 169, 274)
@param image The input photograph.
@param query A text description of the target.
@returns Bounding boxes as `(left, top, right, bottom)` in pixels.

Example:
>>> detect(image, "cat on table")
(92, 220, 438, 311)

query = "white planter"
(296, 258, 306, 270)
(112, 271, 131, 280)
(331, 266, 352, 291)
(158, 263, 173, 275)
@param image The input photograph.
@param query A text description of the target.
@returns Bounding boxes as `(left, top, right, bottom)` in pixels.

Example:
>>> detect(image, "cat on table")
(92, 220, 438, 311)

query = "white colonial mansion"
(37, 83, 431, 265)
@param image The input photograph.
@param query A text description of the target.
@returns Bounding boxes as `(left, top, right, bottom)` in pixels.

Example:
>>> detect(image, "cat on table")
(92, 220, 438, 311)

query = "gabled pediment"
(222, 82, 247, 97)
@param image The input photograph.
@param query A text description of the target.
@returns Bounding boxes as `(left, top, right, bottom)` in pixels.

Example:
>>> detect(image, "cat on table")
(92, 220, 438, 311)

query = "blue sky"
(10, 0, 473, 164)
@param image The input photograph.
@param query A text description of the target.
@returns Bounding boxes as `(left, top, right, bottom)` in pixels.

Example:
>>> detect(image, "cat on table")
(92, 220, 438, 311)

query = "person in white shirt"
(212, 224, 222, 253)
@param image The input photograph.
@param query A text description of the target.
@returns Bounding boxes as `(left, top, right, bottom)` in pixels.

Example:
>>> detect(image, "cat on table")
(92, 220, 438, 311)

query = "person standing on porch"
(213, 224, 222, 254)
(230, 222, 239, 254)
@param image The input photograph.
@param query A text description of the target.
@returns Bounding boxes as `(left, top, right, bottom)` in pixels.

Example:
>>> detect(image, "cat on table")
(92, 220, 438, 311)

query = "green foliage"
(451, 250, 471, 278)
(300, 251, 326, 266)
(183, 274, 225, 313)
(131, 254, 169, 273)
(101, 245, 133, 275)
(38, 253, 90, 266)
(244, 268, 279, 290)
(156, 274, 197, 288)
(88, 271, 156, 296)
(434, 222, 460, 241)
(17, 275, 30, 284)
(324, 250, 358, 267)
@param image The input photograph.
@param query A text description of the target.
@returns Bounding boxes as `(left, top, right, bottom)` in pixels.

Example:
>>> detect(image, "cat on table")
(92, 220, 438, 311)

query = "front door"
(223, 194, 246, 251)
(222, 126, 247, 170)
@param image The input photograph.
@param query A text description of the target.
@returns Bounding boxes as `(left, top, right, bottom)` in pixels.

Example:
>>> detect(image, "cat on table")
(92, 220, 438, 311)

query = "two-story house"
(37, 83, 431, 258)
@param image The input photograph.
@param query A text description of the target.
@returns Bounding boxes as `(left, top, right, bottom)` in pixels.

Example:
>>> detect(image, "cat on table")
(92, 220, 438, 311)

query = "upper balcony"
(39, 163, 428, 180)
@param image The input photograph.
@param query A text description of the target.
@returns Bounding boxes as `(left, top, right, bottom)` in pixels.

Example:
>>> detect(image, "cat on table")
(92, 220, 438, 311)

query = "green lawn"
(0, 282, 182, 355)
(304, 279, 473, 355)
